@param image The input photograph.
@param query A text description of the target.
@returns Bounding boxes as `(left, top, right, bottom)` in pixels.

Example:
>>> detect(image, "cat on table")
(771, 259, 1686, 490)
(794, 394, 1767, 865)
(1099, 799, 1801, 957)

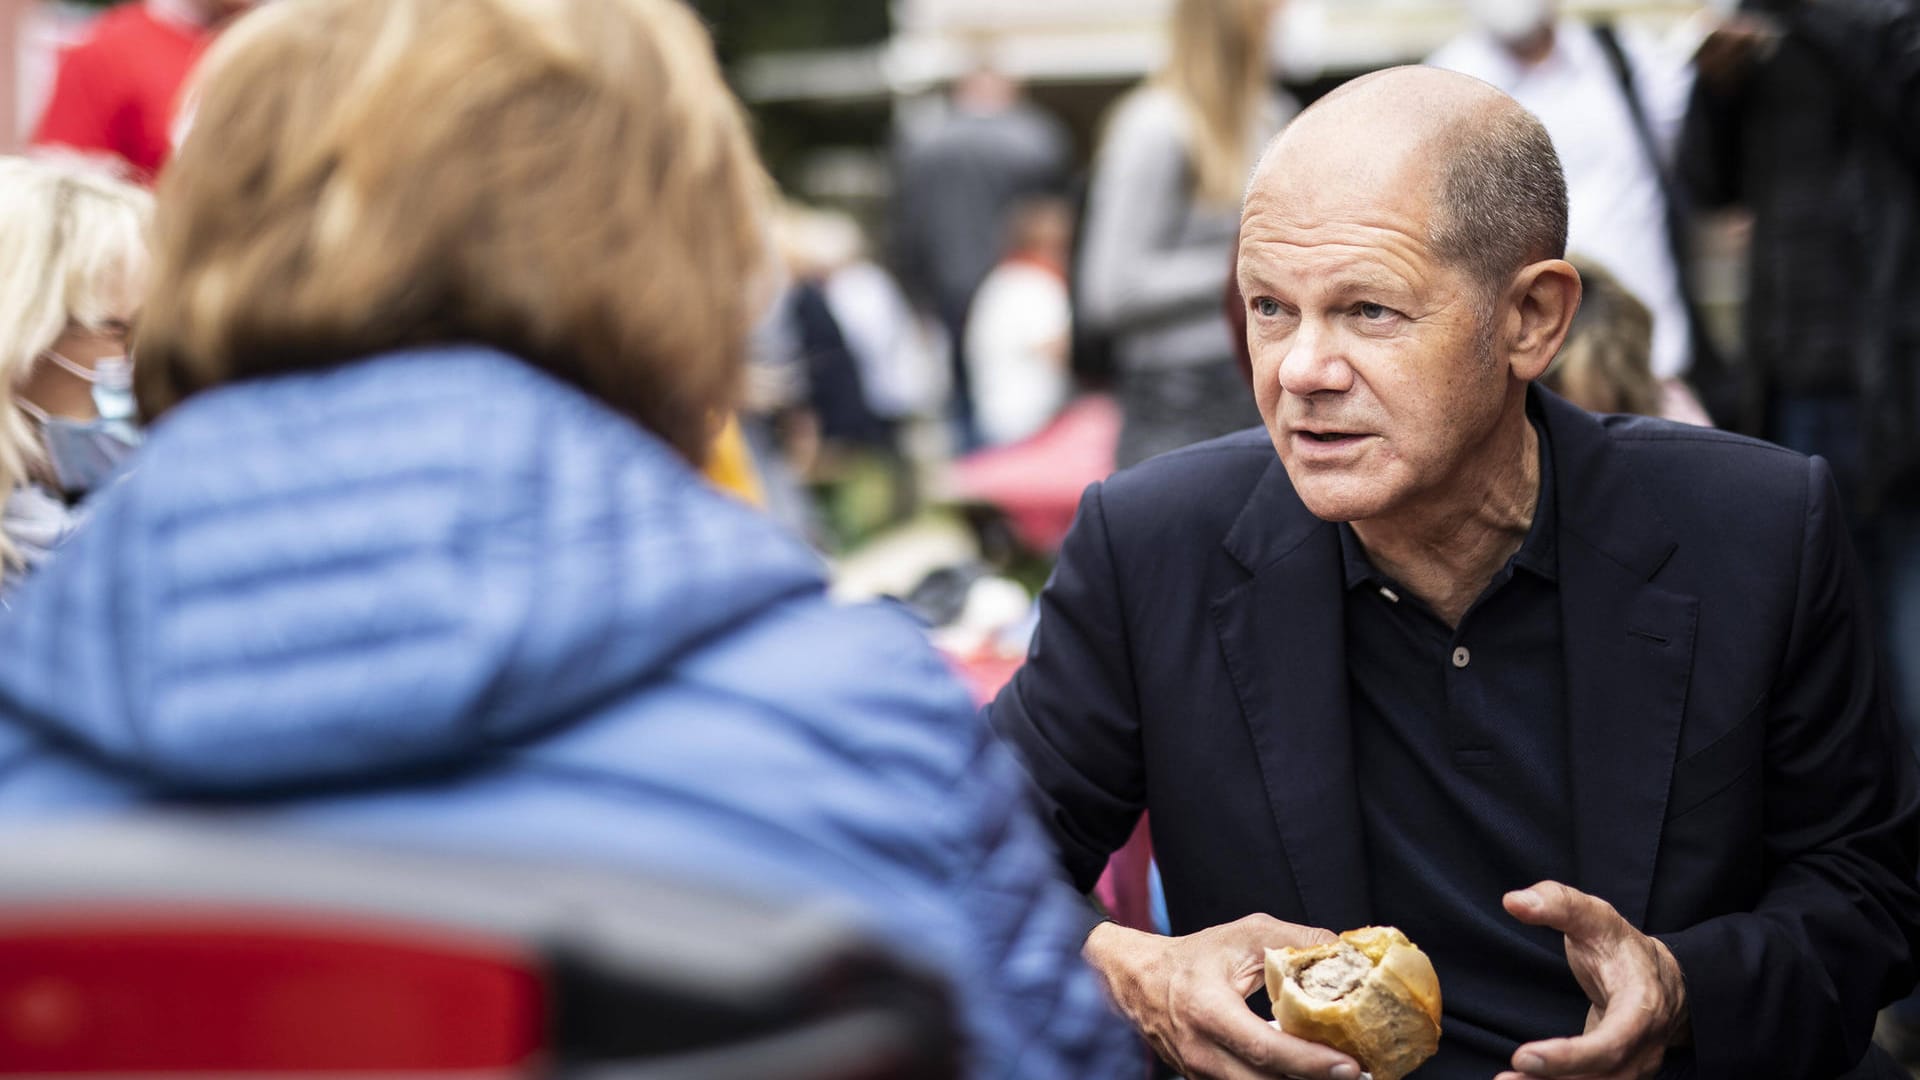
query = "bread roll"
(1265, 926, 1442, 1080)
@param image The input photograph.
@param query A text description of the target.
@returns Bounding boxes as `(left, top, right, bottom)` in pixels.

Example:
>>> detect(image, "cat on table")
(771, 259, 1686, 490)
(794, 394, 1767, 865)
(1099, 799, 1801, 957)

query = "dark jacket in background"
(1678, 0, 1920, 508)
(890, 101, 1069, 324)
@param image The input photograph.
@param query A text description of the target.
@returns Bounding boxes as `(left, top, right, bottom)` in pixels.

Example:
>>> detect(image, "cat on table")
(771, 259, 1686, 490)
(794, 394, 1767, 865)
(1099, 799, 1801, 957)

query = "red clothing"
(31, 4, 210, 181)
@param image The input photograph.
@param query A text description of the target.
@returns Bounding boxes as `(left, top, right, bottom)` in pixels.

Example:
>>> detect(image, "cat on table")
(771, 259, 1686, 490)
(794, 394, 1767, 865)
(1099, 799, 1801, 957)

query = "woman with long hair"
(0, 2, 1134, 1074)
(0, 158, 150, 590)
(1078, 0, 1296, 467)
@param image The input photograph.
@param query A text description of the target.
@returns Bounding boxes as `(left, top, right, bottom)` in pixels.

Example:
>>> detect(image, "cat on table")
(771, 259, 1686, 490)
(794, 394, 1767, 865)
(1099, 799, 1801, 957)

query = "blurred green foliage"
(63, 0, 892, 47)
(686, 0, 890, 66)
(59, 0, 895, 195)
(687, 0, 896, 200)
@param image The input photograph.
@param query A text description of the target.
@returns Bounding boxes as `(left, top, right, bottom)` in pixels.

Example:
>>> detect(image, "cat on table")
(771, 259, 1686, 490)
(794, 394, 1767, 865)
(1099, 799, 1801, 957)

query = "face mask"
(1270, 0, 1329, 82)
(1466, 0, 1555, 42)
(42, 350, 137, 423)
(17, 395, 141, 500)
(39, 417, 139, 498)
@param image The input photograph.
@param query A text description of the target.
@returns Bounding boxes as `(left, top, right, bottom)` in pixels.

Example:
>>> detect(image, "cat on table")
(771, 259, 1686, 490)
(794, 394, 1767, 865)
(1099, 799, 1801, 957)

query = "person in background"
(1679, 2, 1920, 1063)
(0, 157, 150, 594)
(794, 206, 947, 438)
(1544, 256, 1711, 424)
(775, 206, 894, 458)
(1078, 0, 1295, 468)
(1541, 258, 1660, 417)
(1428, 0, 1713, 421)
(965, 196, 1074, 447)
(1679, 0, 1920, 738)
(0, 3, 1136, 1076)
(891, 63, 1069, 446)
(31, 0, 255, 182)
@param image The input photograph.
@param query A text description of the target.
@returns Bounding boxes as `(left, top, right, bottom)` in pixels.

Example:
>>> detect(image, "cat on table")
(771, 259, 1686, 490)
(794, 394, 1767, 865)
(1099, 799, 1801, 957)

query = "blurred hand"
(1497, 881, 1690, 1080)
(1695, 14, 1784, 91)
(1084, 917, 1365, 1080)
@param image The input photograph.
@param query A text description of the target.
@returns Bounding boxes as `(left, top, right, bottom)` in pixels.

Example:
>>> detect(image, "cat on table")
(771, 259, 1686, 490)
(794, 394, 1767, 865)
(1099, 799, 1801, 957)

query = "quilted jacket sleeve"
(698, 596, 1140, 1080)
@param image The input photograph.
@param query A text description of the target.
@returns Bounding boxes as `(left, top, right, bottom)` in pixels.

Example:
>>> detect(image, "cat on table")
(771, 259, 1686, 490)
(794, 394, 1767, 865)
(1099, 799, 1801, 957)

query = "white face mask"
(1270, 0, 1329, 82)
(41, 350, 136, 423)
(1466, 0, 1556, 42)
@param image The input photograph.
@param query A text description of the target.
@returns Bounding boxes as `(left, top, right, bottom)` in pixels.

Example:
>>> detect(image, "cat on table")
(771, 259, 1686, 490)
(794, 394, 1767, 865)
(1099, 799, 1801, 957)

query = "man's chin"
(1290, 479, 1391, 524)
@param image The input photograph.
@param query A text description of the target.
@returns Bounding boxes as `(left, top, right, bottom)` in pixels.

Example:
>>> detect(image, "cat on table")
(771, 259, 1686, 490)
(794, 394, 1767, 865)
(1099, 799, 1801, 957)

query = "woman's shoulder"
(1103, 85, 1191, 146)
(685, 592, 975, 742)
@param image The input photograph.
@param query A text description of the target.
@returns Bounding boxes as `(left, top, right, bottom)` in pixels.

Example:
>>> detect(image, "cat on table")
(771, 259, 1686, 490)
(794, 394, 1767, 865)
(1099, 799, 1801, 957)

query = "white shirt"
(1429, 22, 1697, 379)
(965, 260, 1072, 446)
(821, 261, 948, 421)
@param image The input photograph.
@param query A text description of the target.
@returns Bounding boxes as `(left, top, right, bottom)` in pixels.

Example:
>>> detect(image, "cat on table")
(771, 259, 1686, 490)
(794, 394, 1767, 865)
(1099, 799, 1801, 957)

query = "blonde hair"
(1156, 0, 1276, 206)
(0, 157, 151, 569)
(1544, 257, 1661, 417)
(137, 0, 773, 463)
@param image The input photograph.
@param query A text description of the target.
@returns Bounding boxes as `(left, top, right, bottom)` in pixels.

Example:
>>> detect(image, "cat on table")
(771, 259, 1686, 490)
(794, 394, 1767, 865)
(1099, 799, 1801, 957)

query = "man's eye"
(1357, 302, 1391, 320)
(1254, 298, 1282, 317)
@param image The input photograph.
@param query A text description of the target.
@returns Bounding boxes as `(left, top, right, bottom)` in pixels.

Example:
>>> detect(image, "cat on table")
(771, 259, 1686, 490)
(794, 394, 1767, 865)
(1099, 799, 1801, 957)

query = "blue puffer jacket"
(0, 347, 1132, 1077)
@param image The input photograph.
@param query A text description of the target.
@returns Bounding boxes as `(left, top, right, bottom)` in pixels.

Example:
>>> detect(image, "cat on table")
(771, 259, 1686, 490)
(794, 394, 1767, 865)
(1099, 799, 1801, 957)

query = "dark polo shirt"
(1336, 414, 1590, 1077)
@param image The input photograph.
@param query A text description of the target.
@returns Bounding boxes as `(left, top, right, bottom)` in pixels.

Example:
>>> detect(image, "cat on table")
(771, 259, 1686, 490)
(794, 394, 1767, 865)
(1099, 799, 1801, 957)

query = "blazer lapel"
(1544, 392, 1697, 928)
(1210, 459, 1372, 931)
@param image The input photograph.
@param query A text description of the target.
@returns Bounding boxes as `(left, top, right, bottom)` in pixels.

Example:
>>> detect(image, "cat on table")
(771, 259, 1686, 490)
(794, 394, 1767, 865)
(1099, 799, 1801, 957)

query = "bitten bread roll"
(1265, 926, 1442, 1080)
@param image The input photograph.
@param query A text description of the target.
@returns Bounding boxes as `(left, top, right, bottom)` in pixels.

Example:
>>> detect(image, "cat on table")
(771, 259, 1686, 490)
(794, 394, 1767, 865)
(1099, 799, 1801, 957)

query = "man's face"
(1237, 156, 1516, 525)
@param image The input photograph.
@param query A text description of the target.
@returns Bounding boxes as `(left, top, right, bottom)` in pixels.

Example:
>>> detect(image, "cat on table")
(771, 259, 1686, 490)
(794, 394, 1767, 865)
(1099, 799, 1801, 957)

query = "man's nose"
(1275, 321, 1354, 398)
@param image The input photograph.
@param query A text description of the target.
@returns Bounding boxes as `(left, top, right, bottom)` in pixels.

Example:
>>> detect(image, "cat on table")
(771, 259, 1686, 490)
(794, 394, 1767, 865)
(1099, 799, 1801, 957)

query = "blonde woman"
(1545, 256, 1713, 425)
(0, 1, 1134, 1075)
(1542, 257, 1662, 417)
(0, 157, 150, 590)
(1078, 0, 1295, 467)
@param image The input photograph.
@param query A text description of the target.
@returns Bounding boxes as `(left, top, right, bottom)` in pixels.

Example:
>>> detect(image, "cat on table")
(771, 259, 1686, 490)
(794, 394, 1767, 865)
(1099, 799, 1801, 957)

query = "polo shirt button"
(1452, 646, 1471, 668)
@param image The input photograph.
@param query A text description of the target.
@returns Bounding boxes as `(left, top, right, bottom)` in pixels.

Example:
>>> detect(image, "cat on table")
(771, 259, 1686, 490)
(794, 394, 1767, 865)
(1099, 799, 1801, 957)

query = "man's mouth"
(1300, 431, 1364, 442)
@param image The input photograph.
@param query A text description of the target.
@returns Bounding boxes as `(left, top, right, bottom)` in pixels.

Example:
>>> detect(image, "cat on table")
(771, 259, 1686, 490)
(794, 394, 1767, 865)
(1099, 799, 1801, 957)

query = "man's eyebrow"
(1325, 273, 1411, 297)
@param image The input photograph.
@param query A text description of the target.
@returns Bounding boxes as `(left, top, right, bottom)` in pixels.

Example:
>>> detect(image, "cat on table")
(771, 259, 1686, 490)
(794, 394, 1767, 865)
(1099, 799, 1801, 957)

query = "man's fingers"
(1504, 879, 1623, 940)
(1167, 960, 1357, 1080)
(1509, 987, 1649, 1076)
(1195, 1010, 1359, 1080)
(1225, 912, 1338, 950)
(1161, 917, 1360, 1080)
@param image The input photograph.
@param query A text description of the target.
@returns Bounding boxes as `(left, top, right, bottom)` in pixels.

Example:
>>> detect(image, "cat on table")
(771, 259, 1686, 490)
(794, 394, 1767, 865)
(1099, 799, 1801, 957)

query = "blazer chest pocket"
(1666, 699, 1766, 820)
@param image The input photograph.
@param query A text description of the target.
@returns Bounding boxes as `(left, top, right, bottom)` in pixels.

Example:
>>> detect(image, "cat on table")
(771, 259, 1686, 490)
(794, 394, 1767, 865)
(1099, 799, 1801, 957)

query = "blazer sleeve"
(986, 481, 1147, 893)
(1655, 456, 1920, 1077)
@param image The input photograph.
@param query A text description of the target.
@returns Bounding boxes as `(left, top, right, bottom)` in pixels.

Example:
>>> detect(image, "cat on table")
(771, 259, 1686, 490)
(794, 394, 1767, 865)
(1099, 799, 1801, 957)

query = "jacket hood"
(0, 348, 825, 793)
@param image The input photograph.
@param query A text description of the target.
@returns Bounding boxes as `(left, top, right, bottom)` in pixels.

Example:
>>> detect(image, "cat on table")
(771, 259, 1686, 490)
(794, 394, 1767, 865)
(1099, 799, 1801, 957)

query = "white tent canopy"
(737, 0, 1708, 104)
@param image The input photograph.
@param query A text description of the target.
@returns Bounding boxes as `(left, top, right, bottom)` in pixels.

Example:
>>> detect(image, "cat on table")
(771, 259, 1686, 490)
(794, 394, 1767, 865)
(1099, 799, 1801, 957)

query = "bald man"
(988, 67, 1920, 1080)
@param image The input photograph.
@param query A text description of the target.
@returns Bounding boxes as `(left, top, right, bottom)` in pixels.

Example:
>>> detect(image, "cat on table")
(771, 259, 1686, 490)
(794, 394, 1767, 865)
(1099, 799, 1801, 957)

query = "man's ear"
(1505, 259, 1581, 382)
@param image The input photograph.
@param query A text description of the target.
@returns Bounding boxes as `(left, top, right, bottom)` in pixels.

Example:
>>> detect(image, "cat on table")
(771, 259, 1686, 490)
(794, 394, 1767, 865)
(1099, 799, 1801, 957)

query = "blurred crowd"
(1, 0, 1918, 1076)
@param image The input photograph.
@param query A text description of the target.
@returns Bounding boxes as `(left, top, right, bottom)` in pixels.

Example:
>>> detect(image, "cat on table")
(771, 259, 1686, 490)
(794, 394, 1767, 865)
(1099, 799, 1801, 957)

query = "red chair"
(0, 820, 959, 1079)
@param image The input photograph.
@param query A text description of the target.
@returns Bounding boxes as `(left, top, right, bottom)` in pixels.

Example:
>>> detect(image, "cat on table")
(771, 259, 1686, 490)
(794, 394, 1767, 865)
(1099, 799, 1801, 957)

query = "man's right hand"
(1084, 916, 1366, 1080)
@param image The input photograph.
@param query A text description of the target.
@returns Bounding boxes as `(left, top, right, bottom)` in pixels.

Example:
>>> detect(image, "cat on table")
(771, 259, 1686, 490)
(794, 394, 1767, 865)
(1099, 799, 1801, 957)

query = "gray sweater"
(1076, 86, 1296, 373)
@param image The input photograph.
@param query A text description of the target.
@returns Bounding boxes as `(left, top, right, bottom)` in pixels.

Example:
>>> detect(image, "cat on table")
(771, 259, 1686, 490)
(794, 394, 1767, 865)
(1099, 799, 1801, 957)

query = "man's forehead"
(1236, 210, 1436, 297)
(1242, 133, 1440, 240)
(1244, 66, 1511, 213)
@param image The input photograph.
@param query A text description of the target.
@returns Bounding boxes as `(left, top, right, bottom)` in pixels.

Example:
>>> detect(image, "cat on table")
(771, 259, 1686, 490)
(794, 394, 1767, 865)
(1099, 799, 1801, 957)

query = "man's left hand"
(1496, 880, 1690, 1080)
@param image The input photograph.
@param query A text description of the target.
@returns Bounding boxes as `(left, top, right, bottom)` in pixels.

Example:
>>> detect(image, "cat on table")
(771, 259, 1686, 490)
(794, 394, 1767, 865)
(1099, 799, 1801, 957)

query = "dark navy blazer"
(989, 387, 1920, 1078)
